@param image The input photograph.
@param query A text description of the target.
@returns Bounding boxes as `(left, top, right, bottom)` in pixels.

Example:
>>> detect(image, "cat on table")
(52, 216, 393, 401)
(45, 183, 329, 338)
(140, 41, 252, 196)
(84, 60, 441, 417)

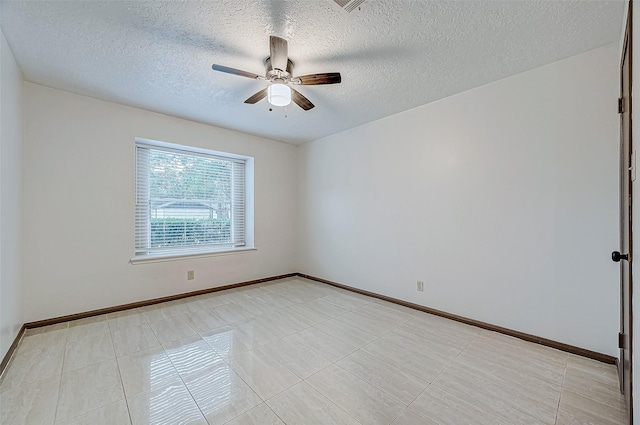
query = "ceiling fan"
(212, 36, 341, 111)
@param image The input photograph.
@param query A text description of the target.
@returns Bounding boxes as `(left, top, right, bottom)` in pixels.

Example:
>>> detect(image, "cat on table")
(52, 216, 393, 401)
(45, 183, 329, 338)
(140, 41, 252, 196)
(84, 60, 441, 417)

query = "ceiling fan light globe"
(267, 83, 291, 107)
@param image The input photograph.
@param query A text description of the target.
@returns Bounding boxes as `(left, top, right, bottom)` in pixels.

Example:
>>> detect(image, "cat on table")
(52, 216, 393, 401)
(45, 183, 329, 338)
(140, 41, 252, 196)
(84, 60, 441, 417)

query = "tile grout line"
(327, 313, 447, 407)
(299, 315, 421, 425)
(184, 297, 273, 423)
(51, 326, 70, 425)
(406, 331, 511, 425)
(130, 303, 210, 421)
(249, 290, 372, 423)
(260, 403, 290, 425)
(468, 331, 570, 389)
(112, 349, 131, 425)
(193, 301, 299, 423)
(250, 294, 359, 412)
(296, 371, 367, 425)
(554, 356, 569, 425)
(158, 315, 226, 424)
(442, 332, 564, 425)
(461, 330, 568, 414)
(108, 308, 135, 425)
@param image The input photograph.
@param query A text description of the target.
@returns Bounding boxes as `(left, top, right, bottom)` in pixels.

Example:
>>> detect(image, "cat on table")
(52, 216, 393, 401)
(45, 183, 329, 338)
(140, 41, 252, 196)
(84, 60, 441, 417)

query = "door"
(615, 5, 633, 422)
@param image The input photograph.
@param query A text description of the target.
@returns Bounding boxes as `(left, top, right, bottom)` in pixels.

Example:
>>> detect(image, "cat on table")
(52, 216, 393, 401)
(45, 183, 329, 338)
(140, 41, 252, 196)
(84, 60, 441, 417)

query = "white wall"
(23, 83, 297, 322)
(298, 44, 620, 356)
(0, 28, 23, 359)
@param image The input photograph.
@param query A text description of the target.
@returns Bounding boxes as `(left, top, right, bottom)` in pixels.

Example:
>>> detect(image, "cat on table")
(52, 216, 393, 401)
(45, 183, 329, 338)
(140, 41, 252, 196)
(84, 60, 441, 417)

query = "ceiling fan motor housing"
(264, 58, 294, 82)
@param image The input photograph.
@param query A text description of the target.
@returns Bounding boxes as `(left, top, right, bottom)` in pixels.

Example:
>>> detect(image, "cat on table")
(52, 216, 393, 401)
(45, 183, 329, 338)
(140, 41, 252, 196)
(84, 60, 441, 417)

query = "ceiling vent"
(330, 0, 366, 13)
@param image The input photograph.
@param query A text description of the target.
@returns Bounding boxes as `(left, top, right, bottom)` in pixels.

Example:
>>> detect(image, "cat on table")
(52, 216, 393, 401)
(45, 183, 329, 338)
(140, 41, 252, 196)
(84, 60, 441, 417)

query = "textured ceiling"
(0, 1, 625, 144)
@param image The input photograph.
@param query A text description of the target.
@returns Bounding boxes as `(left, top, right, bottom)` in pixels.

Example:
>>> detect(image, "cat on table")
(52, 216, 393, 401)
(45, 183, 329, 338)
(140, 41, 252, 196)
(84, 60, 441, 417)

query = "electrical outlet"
(187, 270, 195, 280)
(417, 281, 424, 292)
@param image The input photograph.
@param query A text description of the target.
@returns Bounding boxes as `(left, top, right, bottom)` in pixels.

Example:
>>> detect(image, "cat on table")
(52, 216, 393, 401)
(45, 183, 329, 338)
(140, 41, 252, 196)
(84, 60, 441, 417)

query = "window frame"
(132, 137, 254, 263)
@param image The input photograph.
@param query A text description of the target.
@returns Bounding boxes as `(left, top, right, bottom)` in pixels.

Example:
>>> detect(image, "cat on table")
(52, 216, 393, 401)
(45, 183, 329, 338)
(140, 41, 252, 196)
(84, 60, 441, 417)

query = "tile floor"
(0, 277, 627, 425)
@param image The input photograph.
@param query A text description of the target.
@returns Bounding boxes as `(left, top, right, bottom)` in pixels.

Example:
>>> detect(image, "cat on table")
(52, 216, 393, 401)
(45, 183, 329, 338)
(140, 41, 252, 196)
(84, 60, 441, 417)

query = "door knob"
(612, 251, 629, 262)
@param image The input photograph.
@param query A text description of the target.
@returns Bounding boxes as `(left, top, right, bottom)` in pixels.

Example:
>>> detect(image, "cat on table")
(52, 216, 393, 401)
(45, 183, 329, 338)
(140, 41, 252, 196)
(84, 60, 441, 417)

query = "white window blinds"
(135, 141, 246, 256)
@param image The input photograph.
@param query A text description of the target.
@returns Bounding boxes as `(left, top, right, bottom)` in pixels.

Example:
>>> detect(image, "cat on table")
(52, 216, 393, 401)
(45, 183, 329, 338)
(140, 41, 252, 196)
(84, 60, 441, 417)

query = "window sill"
(130, 247, 257, 264)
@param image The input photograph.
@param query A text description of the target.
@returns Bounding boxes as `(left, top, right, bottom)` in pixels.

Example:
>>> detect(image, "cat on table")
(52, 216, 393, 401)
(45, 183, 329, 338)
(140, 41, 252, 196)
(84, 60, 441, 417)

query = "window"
(135, 138, 251, 258)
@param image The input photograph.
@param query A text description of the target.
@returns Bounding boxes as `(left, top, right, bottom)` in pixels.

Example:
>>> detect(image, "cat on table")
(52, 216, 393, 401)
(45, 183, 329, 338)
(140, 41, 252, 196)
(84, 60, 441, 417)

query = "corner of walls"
(295, 142, 309, 272)
(0, 26, 24, 361)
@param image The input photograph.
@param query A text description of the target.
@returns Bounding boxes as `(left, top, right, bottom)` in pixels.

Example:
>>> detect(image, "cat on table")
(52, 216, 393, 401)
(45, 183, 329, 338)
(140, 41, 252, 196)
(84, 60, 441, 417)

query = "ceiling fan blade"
(296, 72, 342, 85)
(244, 88, 268, 104)
(212, 64, 262, 80)
(291, 88, 315, 110)
(270, 36, 288, 72)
